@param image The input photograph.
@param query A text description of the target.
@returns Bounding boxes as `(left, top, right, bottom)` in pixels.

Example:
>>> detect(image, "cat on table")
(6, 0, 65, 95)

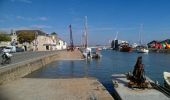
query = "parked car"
(0, 46, 6, 53)
(16, 47, 24, 52)
(3, 46, 16, 53)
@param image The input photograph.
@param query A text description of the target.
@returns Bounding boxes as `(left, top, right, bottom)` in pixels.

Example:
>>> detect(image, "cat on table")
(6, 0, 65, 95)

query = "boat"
(163, 72, 170, 89)
(82, 16, 102, 59)
(91, 48, 102, 59)
(136, 24, 149, 53)
(119, 43, 132, 52)
(82, 47, 92, 58)
(136, 45, 149, 53)
(82, 16, 93, 59)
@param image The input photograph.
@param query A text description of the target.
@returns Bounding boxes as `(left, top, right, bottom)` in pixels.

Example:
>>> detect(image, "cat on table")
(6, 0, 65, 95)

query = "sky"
(1, 0, 170, 45)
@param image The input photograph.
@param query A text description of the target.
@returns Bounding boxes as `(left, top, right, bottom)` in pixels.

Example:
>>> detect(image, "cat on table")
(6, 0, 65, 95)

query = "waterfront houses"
(0, 30, 67, 51)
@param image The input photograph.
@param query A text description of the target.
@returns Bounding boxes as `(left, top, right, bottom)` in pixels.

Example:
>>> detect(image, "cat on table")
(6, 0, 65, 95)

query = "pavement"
(0, 49, 84, 68)
(0, 51, 59, 68)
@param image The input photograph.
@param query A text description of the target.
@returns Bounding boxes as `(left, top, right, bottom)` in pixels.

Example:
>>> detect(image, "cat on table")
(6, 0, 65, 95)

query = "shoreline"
(148, 48, 170, 53)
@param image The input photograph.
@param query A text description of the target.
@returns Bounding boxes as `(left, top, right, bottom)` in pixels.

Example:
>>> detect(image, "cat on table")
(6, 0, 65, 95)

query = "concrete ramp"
(0, 78, 114, 100)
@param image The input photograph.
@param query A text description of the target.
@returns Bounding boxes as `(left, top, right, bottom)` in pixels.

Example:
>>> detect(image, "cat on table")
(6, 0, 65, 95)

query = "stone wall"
(0, 53, 59, 85)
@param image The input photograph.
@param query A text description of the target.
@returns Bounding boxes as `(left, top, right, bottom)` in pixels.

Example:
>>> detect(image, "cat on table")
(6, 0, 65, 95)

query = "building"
(56, 38, 67, 50)
(111, 39, 128, 50)
(14, 30, 67, 51)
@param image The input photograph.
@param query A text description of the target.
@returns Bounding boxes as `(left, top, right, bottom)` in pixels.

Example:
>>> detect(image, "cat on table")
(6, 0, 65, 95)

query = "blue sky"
(1, 0, 170, 45)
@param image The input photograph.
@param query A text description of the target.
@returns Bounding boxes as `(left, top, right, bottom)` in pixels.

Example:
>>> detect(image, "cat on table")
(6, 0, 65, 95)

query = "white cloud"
(0, 25, 51, 33)
(37, 17, 48, 21)
(16, 16, 48, 21)
(30, 25, 52, 29)
(0, 26, 32, 33)
(10, 0, 32, 4)
(16, 16, 25, 20)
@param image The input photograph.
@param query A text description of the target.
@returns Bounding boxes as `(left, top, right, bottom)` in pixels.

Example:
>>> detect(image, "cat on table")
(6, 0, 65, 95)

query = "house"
(56, 38, 67, 50)
(14, 30, 67, 51)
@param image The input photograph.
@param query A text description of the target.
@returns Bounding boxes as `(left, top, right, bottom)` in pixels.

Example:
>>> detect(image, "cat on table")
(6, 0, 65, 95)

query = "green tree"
(51, 32, 57, 36)
(17, 31, 37, 43)
(0, 32, 11, 42)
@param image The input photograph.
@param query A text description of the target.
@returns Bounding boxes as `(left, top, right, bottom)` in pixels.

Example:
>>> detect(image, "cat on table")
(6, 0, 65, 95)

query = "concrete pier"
(0, 78, 114, 100)
(112, 74, 169, 100)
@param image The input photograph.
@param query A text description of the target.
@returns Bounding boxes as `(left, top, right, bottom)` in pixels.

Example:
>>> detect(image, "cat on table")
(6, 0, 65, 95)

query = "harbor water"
(26, 50, 170, 95)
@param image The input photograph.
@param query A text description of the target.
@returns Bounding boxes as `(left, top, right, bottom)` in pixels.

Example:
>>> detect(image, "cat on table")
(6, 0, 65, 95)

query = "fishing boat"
(119, 43, 132, 52)
(163, 72, 170, 89)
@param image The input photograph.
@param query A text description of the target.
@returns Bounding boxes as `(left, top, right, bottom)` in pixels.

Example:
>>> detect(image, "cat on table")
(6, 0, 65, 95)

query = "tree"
(0, 32, 11, 42)
(51, 32, 57, 36)
(17, 31, 37, 43)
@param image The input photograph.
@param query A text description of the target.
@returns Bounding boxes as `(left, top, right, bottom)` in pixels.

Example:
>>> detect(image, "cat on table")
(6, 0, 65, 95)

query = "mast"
(84, 16, 88, 48)
(139, 24, 143, 45)
(113, 31, 119, 49)
(69, 24, 74, 51)
(114, 31, 119, 40)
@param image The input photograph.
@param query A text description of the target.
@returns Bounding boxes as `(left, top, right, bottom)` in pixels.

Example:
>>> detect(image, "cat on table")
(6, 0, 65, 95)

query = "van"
(3, 46, 16, 53)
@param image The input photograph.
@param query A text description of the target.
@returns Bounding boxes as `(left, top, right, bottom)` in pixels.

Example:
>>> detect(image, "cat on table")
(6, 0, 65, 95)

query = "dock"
(0, 78, 114, 100)
(112, 74, 169, 100)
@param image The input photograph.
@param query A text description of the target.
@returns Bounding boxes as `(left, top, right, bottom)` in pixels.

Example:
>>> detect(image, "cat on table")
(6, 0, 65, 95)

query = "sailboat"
(82, 16, 92, 58)
(136, 24, 149, 53)
(82, 16, 101, 59)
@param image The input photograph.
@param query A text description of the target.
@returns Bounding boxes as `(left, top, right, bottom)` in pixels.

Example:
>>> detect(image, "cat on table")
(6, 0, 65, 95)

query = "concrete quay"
(0, 78, 114, 100)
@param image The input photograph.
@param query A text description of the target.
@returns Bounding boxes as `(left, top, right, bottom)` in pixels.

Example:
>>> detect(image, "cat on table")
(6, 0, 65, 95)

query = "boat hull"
(137, 49, 149, 53)
(163, 72, 170, 89)
(120, 47, 132, 52)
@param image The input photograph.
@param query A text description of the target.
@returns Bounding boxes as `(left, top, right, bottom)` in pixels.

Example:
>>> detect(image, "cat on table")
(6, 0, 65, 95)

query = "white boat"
(163, 72, 170, 88)
(136, 46, 149, 53)
(83, 47, 92, 58)
(82, 16, 102, 59)
(136, 24, 149, 53)
(82, 16, 93, 59)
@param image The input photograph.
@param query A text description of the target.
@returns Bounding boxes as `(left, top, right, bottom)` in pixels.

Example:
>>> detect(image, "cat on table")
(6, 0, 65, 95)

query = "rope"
(150, 82, 170, 98)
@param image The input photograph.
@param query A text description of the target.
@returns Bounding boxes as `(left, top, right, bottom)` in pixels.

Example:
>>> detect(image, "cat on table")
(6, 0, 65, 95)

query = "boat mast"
(69, 24, 74, 51)
(139, 24, 143, 45)
(84, 16, 88, 48)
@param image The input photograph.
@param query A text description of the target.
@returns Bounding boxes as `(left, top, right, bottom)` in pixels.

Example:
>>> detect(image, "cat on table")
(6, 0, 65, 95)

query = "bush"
(0, 34, 11, 42)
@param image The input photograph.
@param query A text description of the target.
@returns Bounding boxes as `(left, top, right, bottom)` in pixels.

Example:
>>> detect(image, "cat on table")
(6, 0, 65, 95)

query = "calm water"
(26, 50, 170, 95)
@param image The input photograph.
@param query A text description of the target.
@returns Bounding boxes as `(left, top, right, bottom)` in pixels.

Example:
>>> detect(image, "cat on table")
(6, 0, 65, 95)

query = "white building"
(15, 30, 67, 51)
(56, 38, 67, 50)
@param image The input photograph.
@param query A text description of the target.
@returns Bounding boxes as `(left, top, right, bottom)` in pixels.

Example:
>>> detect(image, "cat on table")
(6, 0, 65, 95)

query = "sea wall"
(149, 48, 170, 53)
(0, 52, 59, 85)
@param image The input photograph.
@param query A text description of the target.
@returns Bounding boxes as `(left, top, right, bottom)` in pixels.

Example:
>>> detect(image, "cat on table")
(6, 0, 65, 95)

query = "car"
(3, 46, 16, 53)
(0, 46, 6, 53)
(16, 47, 24, 52)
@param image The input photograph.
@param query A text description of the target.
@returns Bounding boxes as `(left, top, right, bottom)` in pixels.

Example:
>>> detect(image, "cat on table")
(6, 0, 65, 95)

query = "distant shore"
(148, 48, 170, 53)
